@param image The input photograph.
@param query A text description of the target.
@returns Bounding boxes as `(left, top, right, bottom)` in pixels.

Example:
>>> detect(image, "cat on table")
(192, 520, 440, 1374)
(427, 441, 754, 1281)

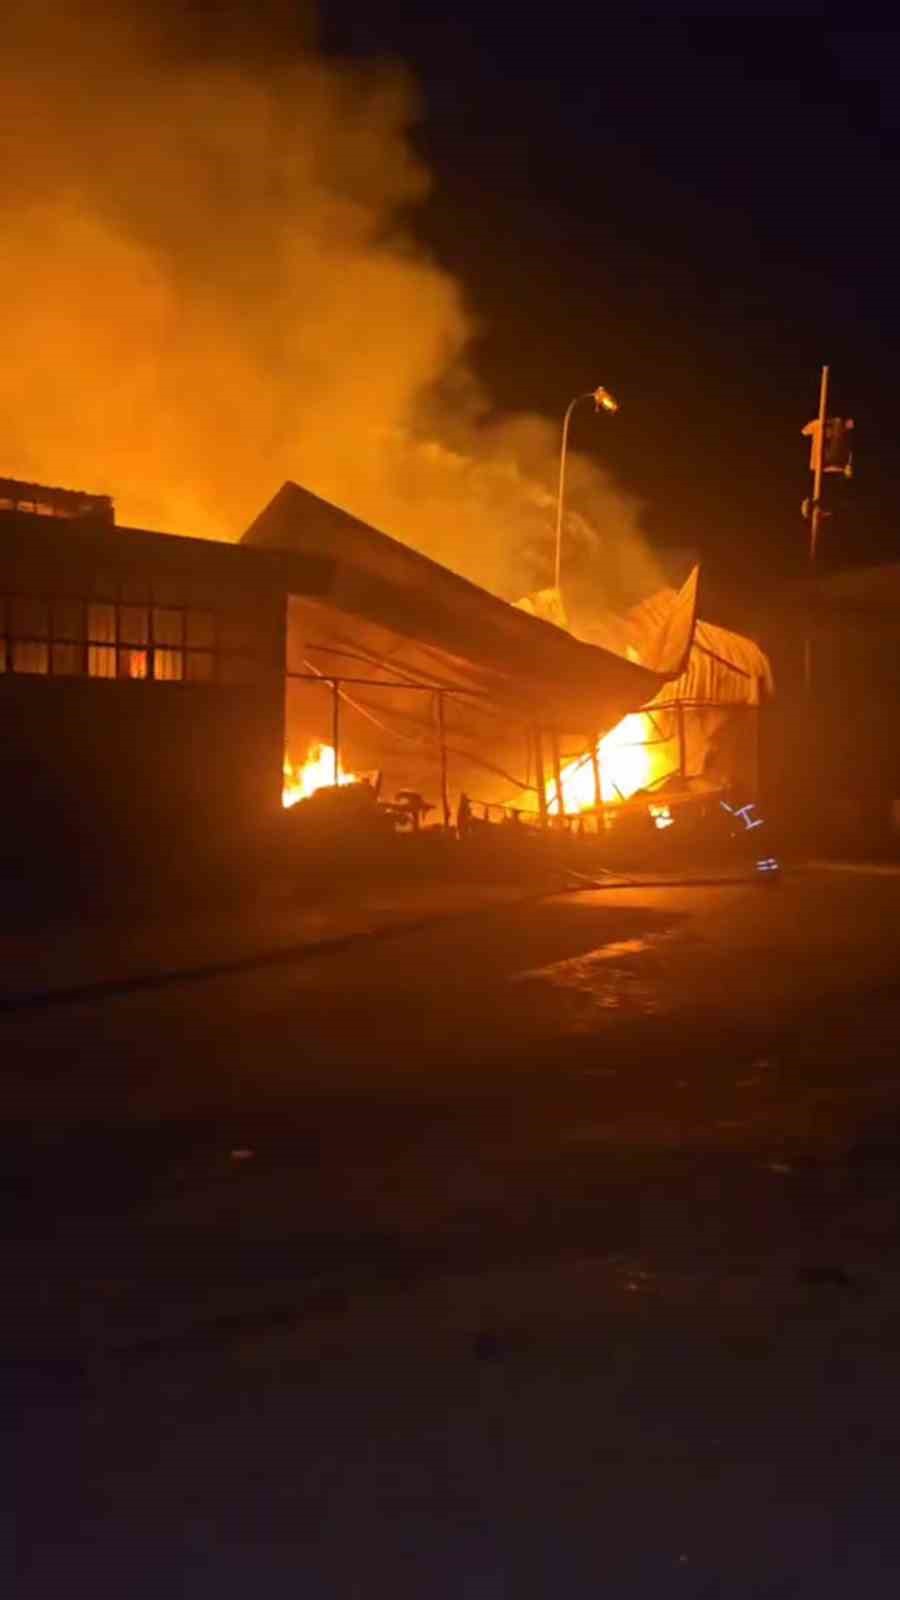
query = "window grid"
(0, 593, 265, 682)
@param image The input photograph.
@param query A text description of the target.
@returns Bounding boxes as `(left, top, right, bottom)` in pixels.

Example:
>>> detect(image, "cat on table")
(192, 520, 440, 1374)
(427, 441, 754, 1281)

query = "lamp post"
(554, 385, 619, 591)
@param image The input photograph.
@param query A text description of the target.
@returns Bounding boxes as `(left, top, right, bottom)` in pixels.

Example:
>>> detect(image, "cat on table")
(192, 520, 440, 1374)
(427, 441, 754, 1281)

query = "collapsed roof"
(244, 481, 700, 737)
(583, 587, 775, 707)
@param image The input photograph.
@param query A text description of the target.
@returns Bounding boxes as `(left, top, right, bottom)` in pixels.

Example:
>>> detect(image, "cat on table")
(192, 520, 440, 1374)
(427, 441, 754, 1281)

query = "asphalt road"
(9, 865, 900, 1594)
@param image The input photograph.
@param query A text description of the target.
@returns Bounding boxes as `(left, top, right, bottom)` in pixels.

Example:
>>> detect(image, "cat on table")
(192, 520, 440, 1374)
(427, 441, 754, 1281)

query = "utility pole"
(802, 364, 829, 693)
(800, 366, 855, 692)
(808, 363, 830, 569)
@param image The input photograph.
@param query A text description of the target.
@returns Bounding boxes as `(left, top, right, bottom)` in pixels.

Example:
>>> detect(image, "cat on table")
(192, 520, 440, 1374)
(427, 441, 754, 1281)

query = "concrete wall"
(0, 675, 284, 916)
(761, 620, 900, 858)
(0, 511, 288, 919)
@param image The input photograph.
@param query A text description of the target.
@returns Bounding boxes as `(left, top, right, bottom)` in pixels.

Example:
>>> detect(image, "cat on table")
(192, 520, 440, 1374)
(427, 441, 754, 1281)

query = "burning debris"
(523, 581, 775, 838)
(282, 744, 357, 809)
(547, 712, 662, 813)
(283, 741, 440, 837)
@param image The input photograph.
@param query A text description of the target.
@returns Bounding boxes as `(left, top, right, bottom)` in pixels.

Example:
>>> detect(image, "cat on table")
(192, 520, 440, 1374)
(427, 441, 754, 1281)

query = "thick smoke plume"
(2, 0, 661, 608)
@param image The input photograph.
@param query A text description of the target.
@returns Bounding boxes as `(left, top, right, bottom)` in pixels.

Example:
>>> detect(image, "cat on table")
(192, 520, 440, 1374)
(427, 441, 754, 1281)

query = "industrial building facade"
(0, 489, 323, 915)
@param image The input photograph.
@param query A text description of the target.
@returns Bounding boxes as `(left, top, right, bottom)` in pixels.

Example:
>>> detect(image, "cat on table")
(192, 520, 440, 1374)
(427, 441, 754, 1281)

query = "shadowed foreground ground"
(9, 865, 900, 1594)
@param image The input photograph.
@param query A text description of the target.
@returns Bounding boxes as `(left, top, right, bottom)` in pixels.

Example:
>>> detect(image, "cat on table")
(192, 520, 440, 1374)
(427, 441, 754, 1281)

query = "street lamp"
(554, 385, 619, 591)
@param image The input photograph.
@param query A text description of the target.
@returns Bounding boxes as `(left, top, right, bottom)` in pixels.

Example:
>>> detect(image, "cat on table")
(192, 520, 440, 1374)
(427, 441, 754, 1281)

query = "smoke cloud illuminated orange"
(3, 0, 661, 606)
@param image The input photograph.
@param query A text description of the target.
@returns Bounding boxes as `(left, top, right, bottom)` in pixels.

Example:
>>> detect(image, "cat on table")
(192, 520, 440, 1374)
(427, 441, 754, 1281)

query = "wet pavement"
(9, 865, 900, 1593)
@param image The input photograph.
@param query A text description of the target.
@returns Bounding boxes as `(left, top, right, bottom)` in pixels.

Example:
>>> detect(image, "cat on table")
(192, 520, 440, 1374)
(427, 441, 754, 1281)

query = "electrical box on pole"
(823, 416, 854, 476)
(800, 366, 856, 692)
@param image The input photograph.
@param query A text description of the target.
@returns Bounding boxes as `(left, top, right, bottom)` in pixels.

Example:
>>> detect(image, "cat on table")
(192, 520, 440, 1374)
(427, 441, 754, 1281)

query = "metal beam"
(550, 729, 565, 819)
(590, 736, 602, 810)
(533, 727, 549, 829)
(437, 691, 450, 829)
(331, 677, 340, 784)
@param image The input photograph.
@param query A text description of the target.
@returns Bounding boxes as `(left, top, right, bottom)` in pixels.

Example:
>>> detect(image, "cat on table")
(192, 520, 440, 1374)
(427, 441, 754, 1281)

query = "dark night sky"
(318, 11, 900, 602)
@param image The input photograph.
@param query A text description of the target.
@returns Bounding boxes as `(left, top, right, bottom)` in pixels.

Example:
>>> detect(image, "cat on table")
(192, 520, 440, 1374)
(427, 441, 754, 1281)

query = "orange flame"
(548, 712, 671, 813)
(282, 742, 358, 809)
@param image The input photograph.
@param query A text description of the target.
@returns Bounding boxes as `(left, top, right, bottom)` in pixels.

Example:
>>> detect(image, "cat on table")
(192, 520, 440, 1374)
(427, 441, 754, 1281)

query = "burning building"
(548, 585, 774, 823)
(0, 473, 772, 915)
(244, 480, 770, 834)
(242, 480, 701, 827)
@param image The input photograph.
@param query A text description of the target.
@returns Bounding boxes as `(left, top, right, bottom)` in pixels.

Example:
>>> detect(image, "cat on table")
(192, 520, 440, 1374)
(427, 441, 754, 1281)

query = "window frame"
(0, 586, 267, 683)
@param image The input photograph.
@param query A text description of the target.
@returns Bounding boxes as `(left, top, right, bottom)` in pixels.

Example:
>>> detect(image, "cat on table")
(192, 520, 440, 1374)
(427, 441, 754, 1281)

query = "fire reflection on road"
(509, 935, 665, 1026)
